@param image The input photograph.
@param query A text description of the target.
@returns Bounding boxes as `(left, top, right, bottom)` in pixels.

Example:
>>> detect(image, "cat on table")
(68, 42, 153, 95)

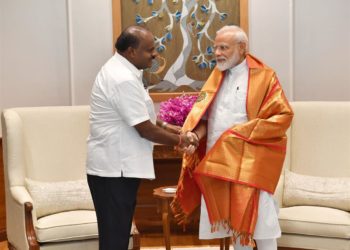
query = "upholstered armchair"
(275, 102, 350, 250)
(1, 106, 140, 250)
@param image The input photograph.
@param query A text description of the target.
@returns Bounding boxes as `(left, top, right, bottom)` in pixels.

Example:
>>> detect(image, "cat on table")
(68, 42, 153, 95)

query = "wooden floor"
(0, 233, 222, 250)
(0, 241, 6, 250)
(141, 232, 222, 247)
(0, 235, 300, 250)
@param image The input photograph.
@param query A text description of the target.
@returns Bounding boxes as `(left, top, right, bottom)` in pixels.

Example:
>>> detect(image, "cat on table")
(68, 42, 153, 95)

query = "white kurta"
(199, 59, 281, 240)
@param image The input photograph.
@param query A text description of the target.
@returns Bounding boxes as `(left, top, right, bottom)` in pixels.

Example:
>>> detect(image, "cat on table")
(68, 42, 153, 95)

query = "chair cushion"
(35, 210, 138, 243)
(279, 206, 350, 239)
(35, 210, 98, 242)
(26, 178, 94, 218)
(283, 170, 350, 211)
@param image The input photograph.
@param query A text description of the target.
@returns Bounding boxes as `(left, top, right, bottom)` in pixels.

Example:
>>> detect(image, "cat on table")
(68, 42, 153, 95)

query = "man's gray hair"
(216, 25, 248, 50)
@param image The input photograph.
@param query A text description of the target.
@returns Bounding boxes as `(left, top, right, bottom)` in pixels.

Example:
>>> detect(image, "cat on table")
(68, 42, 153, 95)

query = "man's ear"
(239, 42, 246, 56)
(126, 46, 136, 58)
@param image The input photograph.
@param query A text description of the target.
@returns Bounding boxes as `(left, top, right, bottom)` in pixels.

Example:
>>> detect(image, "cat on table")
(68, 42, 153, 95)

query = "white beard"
(216, 51, 240, 71)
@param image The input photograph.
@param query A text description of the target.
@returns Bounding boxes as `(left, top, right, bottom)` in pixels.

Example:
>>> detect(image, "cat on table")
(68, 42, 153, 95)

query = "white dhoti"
(199, 190, 281, 240)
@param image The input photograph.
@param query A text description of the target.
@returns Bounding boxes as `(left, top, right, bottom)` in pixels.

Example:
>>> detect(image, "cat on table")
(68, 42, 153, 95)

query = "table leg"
(220, 238, 224, 250)
(220, 237, 231, 250)
(224, 237, 230, 250)
(161, 199, 171, 250)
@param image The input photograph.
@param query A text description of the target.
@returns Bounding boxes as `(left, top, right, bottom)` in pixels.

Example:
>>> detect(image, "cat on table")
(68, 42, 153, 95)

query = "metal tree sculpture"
(132, 0, 238, 91)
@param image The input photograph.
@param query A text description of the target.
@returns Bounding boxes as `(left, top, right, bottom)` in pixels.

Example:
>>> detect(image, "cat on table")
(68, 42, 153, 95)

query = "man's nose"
(152, 51, 158, 59)
(215, 49, 221, 57)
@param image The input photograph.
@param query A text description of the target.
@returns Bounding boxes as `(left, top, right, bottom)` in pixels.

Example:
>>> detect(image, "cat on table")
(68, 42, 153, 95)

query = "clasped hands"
(177, 131, 199, 155)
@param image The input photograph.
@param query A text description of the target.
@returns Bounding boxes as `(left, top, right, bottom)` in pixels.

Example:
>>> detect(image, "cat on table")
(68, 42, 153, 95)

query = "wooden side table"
(153, 185, 230, 250)
(153, 185, 176, 250)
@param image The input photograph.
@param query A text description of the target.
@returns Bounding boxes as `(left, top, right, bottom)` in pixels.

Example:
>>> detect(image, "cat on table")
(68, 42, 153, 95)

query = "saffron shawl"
(171, 54, 294, 246)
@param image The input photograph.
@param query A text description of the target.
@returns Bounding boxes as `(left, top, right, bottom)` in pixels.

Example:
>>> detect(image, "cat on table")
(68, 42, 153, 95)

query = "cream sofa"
(275, 102, 350, 250)
(1, 106, 140, 250)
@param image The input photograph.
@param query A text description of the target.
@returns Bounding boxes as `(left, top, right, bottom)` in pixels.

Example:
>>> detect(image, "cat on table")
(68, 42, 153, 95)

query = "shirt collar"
(229, 58, 247, 75)
(114, 52, 142, 79)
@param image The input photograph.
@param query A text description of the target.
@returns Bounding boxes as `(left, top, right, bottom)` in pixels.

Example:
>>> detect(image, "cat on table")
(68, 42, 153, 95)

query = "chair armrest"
(6, 186, 39, 250)
(10, 186, 33, 205)
(10, 186, 39, 229)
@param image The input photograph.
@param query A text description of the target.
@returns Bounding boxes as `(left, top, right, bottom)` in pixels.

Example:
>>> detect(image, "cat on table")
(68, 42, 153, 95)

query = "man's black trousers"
(87, 175, 141, 250)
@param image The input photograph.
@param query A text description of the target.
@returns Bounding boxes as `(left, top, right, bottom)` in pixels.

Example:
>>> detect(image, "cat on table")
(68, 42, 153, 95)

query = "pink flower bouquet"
(157, 94, 197, 126)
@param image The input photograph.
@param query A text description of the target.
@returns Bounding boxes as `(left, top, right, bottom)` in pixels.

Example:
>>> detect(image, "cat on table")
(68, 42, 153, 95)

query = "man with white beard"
(171, 25, 293, 250)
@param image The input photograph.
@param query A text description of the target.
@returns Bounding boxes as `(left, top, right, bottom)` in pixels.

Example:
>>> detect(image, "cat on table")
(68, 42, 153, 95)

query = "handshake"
(177, 131, 199, 155)
(160, 121, 198, 155)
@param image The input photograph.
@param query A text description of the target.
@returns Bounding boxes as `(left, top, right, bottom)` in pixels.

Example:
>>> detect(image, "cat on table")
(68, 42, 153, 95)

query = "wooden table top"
(153, 185, 177, 199)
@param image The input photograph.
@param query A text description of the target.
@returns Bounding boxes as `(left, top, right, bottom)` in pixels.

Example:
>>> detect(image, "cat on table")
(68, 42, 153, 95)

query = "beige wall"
(249, 0, 350, 101)
(0, 0, 113, 108)
(1, 0, 349, 136)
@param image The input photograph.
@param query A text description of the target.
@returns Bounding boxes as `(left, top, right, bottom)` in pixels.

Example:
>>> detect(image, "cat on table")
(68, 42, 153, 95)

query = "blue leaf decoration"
(220, 13, 228, 21)
(175, 11, 181, 22)
(198, 62, 208, 69)
(166, 32, 172, 40)
(200, 5, 208, 13)
(209, 60, 216, 69)
(157, 45, 165, 53)
(206, 46, 213, 55)
(135, 15, 143, 24)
